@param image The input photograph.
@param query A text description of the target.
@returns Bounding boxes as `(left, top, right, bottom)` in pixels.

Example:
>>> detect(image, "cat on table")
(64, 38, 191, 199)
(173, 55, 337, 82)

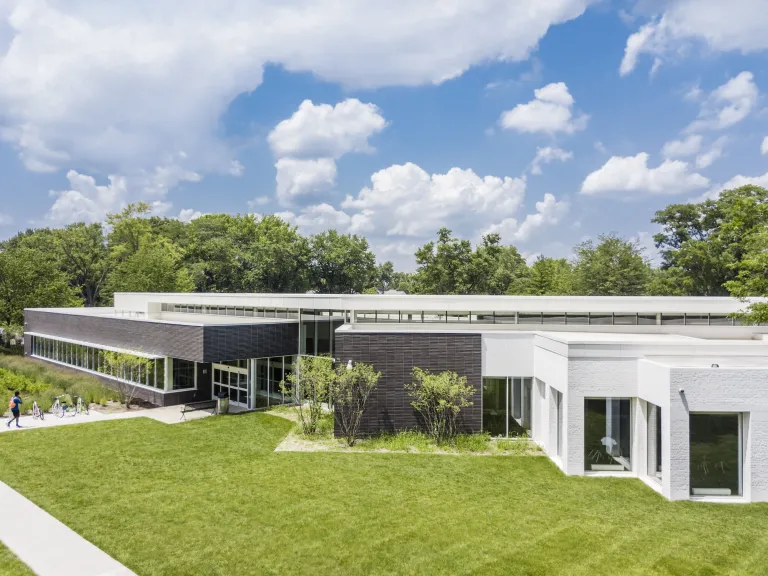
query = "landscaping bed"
(0, 354, 121, 414)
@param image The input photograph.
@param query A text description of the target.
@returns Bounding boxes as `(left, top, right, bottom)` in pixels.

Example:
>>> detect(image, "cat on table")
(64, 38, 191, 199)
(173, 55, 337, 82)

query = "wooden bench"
(180, 399, 218, 421)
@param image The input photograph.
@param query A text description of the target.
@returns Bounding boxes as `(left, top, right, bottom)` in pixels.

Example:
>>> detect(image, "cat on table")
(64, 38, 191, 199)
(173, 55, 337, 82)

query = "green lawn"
(0, 541, 34, 576)
(0, 414, 767, 575)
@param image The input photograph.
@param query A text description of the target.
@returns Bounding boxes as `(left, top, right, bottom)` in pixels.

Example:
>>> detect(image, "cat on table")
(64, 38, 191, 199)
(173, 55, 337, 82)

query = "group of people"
(6, 391, 21, 428)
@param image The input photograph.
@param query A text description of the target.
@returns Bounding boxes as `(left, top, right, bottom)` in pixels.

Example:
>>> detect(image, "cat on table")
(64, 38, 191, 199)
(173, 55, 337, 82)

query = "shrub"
(281, 356, 333, 436)
(405, 368, 475, 445)
(331, 362, 380, 446)
(455, 432, 491, 453)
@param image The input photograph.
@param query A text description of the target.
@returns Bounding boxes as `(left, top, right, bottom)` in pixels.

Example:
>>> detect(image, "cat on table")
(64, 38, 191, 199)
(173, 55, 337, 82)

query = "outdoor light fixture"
(679, 388, 685, 394)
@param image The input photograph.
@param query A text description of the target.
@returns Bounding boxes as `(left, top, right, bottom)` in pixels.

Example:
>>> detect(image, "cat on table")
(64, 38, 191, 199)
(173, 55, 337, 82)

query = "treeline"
(2, 185, 768, 331)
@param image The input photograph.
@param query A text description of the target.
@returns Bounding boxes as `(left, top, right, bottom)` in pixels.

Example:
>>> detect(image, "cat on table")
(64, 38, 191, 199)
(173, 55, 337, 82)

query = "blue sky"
(0, 0, 767, 269)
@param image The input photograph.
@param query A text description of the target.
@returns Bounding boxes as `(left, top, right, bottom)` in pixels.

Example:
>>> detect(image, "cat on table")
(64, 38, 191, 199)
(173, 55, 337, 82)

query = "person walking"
(6, 391, 22, 428)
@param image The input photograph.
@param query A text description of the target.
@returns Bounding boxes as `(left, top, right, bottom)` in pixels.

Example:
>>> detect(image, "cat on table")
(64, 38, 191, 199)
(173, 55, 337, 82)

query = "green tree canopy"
(309, 230, 376, 293)
(572, 233, 651, 296)
(518, 257, 573, 295)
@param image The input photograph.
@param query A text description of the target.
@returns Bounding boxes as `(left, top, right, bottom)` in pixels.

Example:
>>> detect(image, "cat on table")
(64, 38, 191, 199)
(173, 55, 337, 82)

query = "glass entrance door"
(213, 363, 249, 409)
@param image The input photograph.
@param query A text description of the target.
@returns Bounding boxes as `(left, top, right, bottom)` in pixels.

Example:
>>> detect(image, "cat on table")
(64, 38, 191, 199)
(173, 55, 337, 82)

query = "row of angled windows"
(160, 303, 348, 321)
(159, 303, 745, 327)
(352, 311, 745, 326)
(30, 336, 196, 392)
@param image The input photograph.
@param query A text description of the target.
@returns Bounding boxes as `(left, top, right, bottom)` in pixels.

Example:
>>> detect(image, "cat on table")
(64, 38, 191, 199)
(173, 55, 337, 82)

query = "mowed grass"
(0, 542, 34, 576)
(0, 414, 767, 576)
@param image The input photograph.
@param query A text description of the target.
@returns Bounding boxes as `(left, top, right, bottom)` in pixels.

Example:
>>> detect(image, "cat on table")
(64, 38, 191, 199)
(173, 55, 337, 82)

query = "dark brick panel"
(25, 311, 204, 362)
(335, 332, 482, 436)
(203, 322, 299, 362)
(25, 311, 300, 363)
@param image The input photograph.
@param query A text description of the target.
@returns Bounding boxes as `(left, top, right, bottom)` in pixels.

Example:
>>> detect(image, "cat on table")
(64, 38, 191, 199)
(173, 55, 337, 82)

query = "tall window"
(482, 378, 507, 437)
(481, 376, 533, 437)
(647, 404, 662, 483)
(584, 398, 632, 472)
(173, 359, 196, 390)
(690, 413, 742, 497)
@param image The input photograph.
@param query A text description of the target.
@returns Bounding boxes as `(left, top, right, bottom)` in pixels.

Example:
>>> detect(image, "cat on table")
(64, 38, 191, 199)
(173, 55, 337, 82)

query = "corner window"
(585, 398, 632, 472)
(690, 413, 742, 497)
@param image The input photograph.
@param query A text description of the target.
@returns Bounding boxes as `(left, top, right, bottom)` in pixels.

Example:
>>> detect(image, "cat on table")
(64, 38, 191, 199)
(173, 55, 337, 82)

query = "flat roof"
(534, 332, 701, 345)
(644, 356, 768, 369)
(26, 308, 297, 327)
(110, 292, 766, 314)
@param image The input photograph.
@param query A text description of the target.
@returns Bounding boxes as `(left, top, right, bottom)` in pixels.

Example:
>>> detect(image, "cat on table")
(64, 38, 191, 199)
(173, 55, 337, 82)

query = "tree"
(106, 202, 153, 260)
(412, 228, 473, 294)
(243, 216, 310, 293)
(488, 245, 529, 295)
(724, 227, 768, 323)
(100, 351, 155, 407)
(107, 237, 194, 294)
(405, 368, 475, 444)
(281, 356, 334, 435)
(572, 234, 651, 296)
(184, 214, 250, 292)
(0, 235, 81, 325)
(54, 223, 111, 306)
(653, 185, 768, 295)
(309, 230, 376, 293)
(331, 361, 380, 446)
(518, 257, 573, 295)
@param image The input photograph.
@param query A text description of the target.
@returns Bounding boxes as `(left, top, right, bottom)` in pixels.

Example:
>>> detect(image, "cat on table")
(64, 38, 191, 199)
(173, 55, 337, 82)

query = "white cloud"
(177, 208, 203, 223)
(484, 193, 569, 242)
(267, 99, 387, 159)
(500, 82, 589, 135)
(530, 146, 573, 175)
(44, 166, 199, 225)
(248, 196, 270, 209)
(277, 203, 373, 236)
(342, 163, 526, 237)
(687, 72, 758, 132)
(594, 141, 608, 155)
(761, 136, 768, 155)
(620, 1, 768, 75)
(0, 213, 13, 226)
(661, 135, 702, 158)
(695, 136, 727, 169)
(581, 153, 709, 196)
(275, 158, 337, 205)
(0, 0, 595, 218)
(696, 172, 768, 202)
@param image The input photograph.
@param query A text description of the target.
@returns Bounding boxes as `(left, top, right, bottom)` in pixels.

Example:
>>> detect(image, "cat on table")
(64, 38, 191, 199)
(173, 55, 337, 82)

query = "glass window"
(613, 314, 638, 325)
(494, 313, 516, 324)
(647, 404, 662, 484)
(542, 313, 565, 324)
(638, 314, 657, 325)
(172, 359, 196, 390)
(376, 311, 400, 323)
(518, 313, 542, 324)
(422, 311, 446, 323)
(317, 320, 331, 355)
(269, 357, 284, 397)
(690, 413, 741, 496)
(482, 378, 507, 437)
(554, 389, 563, 458)
(471, 312, 495, 324)
(276, 309, 288, 319)
(446, 312, 470, 323)
(236, 307, 245, 317)
(355, 311, 376, 323)
(566, 313, 589, 325)
(685, 314, 709, 326)
(661, 314, 684, 325)
(400, 311, 422, 323)
(584, 398, 632, 472)
(264, 309, 276, 318)
(709, 315, 733, 326)
(589, 314, 613, 325)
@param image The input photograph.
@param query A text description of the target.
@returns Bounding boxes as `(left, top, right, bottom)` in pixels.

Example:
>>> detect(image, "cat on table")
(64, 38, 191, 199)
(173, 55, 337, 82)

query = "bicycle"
(75, 396, 89, 416)
(32, 401, 45, 421)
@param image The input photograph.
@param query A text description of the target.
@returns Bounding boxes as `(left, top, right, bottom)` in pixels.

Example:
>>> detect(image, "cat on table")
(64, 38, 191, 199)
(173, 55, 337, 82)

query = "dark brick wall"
(25, 310, 204, 361)
(25, 311, 299, 363)
(335, 331, 482, 435)
(203, 323, 299, 362)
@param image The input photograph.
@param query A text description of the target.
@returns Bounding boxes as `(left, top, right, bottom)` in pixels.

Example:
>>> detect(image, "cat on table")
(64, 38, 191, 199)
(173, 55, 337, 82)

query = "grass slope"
(0, 542, 34, 576)
(0, 413, 766, 575)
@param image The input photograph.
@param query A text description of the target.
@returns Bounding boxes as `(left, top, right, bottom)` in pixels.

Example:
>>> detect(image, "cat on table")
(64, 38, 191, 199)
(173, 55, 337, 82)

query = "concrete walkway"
(0, 481, 137, 576)
(1, 404, 212, 434)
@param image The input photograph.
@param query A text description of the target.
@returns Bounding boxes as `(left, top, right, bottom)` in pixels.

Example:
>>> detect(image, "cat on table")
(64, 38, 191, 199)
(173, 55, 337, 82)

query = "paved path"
(1, 404, 212, 434)
(0, 481, 137, 576)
